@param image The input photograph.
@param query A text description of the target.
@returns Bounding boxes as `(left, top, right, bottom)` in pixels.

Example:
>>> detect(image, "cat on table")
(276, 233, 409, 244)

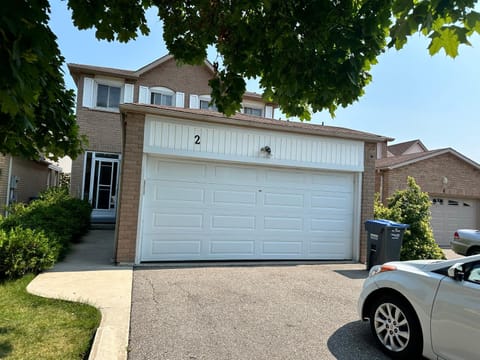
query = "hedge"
(0, 187, 92, 279)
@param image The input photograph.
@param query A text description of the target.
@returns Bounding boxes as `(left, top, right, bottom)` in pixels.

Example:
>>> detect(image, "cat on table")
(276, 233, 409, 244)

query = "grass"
(0, 274, 101, 360)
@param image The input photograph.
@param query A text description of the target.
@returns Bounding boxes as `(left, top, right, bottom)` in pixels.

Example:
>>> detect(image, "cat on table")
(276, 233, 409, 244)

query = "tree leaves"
(0, 0, 86, 160)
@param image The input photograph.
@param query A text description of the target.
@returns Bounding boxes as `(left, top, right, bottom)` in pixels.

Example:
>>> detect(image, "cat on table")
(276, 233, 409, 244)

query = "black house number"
(194, 135, 201, 145)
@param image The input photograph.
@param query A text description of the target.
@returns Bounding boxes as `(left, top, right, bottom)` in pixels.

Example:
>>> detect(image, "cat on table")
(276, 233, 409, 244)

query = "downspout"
(379, 170, 384, 203)
(6, 156, 13, 208)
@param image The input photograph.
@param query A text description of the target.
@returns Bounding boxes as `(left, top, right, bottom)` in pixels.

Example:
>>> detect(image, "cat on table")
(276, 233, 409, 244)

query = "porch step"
(90, 223, 115, 230)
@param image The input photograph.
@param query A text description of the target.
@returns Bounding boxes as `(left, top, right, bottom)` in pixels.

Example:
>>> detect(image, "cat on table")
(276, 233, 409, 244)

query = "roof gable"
(376, 147, 480, 171)
(387, 139, 428, 156)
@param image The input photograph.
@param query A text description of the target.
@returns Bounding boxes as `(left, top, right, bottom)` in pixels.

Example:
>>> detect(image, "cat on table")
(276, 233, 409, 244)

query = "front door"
(83, 152, 120, 222)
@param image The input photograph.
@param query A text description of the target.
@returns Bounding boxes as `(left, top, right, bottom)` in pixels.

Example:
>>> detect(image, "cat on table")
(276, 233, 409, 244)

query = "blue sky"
(49, 2, 480, 164)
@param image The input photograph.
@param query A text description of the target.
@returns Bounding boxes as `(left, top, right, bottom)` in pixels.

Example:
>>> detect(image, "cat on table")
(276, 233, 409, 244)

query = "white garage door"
(430, 197, 478, 247)
(140, 157, 355, 261)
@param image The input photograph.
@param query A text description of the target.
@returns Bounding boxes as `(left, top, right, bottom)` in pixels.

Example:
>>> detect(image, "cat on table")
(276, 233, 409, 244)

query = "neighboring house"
(0, 155, 62, 213)
(376, 140, 480, 247)
(69, 54, 390, 264)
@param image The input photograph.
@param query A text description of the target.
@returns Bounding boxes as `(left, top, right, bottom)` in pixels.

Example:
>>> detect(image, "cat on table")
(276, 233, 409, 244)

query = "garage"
(430, 197, 478, 247)
(140, 157, 354, 261)
(116, 105, 385, 264)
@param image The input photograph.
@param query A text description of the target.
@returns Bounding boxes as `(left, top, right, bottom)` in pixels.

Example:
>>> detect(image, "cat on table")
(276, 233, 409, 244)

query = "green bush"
(374, 177, 445, 260)
(0, 227, 59, 279)
(0, 187, 92, 262)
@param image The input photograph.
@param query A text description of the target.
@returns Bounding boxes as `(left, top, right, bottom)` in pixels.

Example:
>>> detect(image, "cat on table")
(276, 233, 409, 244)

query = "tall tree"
(1, 1, 479, 159)
(0, 0, 86, 160)
(68, 0, 480, 119)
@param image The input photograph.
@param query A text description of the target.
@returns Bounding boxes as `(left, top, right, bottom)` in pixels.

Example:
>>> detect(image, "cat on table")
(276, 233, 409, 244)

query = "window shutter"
(175, 92, 185, 108)
(138, 86, 149, 104)
(124, 83, 134, 103)
(265, 105, 273, 119)
(82, 77, 94, 108)
(189, 94, 199, 109)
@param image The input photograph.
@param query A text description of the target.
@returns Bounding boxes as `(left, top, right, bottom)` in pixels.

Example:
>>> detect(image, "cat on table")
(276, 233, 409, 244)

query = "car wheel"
(369, 294, 422, 359)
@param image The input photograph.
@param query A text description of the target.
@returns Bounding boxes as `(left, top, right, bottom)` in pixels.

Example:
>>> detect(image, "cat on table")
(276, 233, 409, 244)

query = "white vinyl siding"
(143, 116, 364, 172)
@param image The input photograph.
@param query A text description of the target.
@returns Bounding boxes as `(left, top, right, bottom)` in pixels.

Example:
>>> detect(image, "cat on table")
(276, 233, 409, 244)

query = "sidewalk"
(27, 230, 132, 360)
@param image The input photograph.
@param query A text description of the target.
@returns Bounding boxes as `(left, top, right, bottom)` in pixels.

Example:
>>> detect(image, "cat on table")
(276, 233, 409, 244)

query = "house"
(376, 139, 480, 247)
(0, 155, 62, 212)
(68, 54, 390, 264)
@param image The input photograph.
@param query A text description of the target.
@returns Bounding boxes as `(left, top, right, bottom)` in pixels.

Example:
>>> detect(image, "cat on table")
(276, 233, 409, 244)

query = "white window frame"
(93, 78, 124, 112)
(199, 95, 218, 111)
(243, 106, 263, 117)
(150, 86, 175, 107)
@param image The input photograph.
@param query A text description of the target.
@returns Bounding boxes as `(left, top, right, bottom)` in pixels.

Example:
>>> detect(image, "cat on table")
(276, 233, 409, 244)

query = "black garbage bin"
(365, 219, 409, 270)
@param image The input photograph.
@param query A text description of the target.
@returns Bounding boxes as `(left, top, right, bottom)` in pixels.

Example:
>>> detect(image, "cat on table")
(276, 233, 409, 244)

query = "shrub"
(374, 177, 445, 260)
(0, 227, 59, 279)
(0, 187, 92, 259)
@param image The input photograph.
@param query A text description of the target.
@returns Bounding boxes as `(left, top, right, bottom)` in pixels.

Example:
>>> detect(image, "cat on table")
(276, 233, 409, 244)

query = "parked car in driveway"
(451, 229, 480, 256)
(358, 255, 480, 359)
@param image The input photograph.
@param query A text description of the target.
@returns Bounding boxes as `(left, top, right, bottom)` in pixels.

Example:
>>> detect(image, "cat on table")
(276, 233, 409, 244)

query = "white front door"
(430, 197, 477, 247)
(83, 152, 120, 222)
(139, 157, 356, 262)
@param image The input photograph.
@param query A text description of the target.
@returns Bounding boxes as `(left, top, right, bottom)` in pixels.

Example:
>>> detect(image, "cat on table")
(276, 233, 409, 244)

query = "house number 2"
(194, 135, 201, 145)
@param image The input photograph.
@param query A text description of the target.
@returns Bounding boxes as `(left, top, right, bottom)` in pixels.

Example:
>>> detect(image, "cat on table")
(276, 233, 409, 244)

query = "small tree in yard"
(374, 177, 445, 260)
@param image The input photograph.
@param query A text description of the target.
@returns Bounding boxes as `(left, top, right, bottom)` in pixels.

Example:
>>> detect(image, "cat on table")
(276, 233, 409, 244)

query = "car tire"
(369, 294, 422, 359)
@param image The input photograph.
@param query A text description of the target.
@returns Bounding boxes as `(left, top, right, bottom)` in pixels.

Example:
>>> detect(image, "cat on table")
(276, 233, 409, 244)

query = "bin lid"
(365, 219, 410, 229)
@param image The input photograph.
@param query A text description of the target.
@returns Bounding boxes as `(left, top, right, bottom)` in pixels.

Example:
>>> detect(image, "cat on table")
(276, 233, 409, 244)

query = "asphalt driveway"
(128, 263, 389, 360)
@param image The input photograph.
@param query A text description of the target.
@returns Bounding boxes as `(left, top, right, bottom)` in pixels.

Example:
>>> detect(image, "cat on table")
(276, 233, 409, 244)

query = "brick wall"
(115, 112, 145, 263)
(381, 153, 480, 200)
(136, 57, 212, 101)
(360, 142, 377, 263)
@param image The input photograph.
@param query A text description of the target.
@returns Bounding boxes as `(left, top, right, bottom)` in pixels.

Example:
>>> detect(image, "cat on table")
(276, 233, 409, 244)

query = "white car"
(358, 255, 480, 359)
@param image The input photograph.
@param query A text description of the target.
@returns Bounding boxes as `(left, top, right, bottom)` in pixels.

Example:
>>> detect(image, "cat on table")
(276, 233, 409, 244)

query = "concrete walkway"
(27, 230, 132, 360)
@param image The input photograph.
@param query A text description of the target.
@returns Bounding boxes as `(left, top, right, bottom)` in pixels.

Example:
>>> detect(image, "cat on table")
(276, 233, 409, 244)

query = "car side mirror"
(448, 263, 465, 281)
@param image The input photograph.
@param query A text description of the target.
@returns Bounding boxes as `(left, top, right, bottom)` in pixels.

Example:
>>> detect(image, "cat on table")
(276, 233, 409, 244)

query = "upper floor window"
(96, 84, 121, 109)
(243, 106, 263, 117)
(199, 95, 218, 111)
(150, 87, 175, 106)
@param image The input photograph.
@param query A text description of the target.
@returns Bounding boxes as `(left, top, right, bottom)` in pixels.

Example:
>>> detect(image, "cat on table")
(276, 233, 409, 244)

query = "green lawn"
(0, 275, 101, 360)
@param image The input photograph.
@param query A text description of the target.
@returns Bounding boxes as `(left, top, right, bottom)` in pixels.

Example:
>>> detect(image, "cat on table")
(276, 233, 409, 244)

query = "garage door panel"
(262, 241, 303, 255)
(147, 159, 207, 180)
(213, 190, 257, 205)
(265, 169, 308, 186)
(152, 213, 204, 229)
(140, 157, 356, 261)
(211, 215, 256, 230)
(264, 217, 303, 231)
(264, 192, 305, 208)
(210, 241, 255, 255)
(214, 165, 259, 184)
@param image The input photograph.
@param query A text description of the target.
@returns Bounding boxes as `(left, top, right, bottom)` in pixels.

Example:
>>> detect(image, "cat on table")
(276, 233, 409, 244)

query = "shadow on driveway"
(327, 320, 389, 359)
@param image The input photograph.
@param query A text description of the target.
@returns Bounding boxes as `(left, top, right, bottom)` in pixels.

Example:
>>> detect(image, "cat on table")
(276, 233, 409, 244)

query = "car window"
(467, 265, 480, 284)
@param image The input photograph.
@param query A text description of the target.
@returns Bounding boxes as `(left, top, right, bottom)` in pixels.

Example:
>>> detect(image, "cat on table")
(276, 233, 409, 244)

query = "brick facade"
(376, 152, 480, 201)
(115, 112, 145, 263)
(136, 57, 212, 101)
(360, 142, 377, 263)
